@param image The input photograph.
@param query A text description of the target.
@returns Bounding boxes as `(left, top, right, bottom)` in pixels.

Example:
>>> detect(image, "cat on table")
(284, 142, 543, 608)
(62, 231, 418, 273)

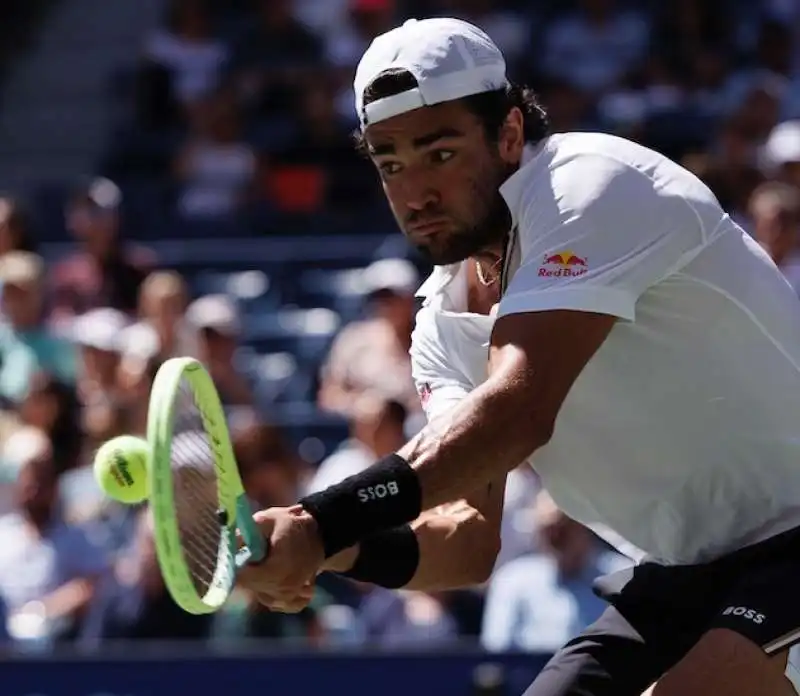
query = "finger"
(254, 591, 312, 614)
(269, 596, 313, 614)
(236, 562, 277, 592)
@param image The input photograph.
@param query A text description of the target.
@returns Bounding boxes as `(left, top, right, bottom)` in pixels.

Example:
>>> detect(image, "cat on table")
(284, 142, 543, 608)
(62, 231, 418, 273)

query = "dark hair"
(0, 196, 37, 252)
(353, 68, 550, 155)
(751, 181, 800, 222)
(25, 374, 82, 473)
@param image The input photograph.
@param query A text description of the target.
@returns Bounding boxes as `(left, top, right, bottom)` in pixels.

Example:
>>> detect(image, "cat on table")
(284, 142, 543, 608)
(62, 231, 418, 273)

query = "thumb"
(236, 510, 276, 552)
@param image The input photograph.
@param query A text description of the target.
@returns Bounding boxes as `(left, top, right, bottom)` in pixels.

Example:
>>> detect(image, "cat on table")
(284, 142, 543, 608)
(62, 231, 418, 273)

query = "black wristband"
(299, 453, 422, 558)
(339, 524, 419, 589)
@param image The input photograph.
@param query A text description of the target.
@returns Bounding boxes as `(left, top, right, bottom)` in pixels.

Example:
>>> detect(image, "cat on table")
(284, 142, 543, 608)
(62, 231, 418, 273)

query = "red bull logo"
(538, 250, 588, 277)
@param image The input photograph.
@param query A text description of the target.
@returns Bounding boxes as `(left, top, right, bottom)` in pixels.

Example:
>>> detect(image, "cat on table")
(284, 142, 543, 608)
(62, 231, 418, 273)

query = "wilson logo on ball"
(113, 452, 135, 487)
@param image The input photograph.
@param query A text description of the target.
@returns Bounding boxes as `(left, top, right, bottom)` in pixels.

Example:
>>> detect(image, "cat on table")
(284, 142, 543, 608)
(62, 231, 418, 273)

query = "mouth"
(407, 218, 451, 235)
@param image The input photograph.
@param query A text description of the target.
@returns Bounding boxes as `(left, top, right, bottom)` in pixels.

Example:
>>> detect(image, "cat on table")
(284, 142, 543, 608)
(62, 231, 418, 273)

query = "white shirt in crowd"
(412, 132, 800, 566)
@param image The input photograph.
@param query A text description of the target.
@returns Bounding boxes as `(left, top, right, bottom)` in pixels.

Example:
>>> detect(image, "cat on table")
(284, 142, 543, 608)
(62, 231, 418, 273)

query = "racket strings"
(171, 380, 234, 598)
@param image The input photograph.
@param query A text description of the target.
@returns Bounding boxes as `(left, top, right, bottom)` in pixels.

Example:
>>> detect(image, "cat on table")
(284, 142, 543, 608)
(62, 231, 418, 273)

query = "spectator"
(71, 308, 131, 450)
(0, 196, 36, 257)
(186, 294, 254, 407)
(318, 258, 419, 418)
(0, 252, 77, 405)
(174, 86, 257, 219)
(494, 464, 541, 570)
(17, 374, 82, 474)
(143, 0, 228, 107)
(229, 0, 322, 116)
(0, 433, 108, 644)
(651, 0, 730, 71)
(233, 420, 307, 508)
(761, 120, 800, 190)
(724, 19, 796, 115)
(358, 587, 460, 649)
(81, 507, 212, 643)
(481, 491, 630, 653)
(749, 181, 800, 292)
(682, 116, 765, 225)
(134, 270, 197, 359)
(541, 0, 650, 95)
(325, 0, 396, 71)
(428, 0, 530, 68)
(306, 394, 406, 494)
(51, 179, 153, 324)
(269, 76, 373, 212)
(117, 344, 161, 437)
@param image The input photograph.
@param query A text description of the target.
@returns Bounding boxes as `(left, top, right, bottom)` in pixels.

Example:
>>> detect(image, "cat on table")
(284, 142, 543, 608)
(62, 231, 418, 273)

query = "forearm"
(300, 343, 550, 558)
(399, 375, 546, 511)
(325, 502, 500, 591)
(406, 501, 500, 589)
(39, 577, 97, 620)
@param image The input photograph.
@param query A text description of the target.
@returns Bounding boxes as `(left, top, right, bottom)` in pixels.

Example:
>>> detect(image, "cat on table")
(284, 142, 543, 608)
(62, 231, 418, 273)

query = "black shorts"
(524, 526, 800, 696)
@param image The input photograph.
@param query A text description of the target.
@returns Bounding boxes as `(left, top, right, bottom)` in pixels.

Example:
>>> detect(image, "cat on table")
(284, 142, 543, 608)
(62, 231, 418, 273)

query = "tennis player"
(238, 17, 800, 696)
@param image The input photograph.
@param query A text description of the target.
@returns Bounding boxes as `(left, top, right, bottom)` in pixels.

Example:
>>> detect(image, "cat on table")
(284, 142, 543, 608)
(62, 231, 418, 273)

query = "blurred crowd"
(0, 0, 800, 657)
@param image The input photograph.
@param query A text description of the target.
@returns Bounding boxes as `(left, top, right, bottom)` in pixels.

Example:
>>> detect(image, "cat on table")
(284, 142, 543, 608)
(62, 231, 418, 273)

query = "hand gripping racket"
(147, 357, 267, 614)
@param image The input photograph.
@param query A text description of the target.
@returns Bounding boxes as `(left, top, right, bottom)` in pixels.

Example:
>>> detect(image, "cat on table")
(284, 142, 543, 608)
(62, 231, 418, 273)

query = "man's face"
(16, 456, 57, 522)
(1, 283, 41, 329)
(365, 100, 519, 265)
(66, 203, 117, 250)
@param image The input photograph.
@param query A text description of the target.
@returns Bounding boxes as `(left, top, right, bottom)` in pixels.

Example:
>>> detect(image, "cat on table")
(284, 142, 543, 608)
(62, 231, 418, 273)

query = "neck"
(467, 259, 500, 315)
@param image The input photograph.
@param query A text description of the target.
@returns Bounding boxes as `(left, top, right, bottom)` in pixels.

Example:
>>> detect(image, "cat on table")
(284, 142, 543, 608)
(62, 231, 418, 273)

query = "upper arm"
(500, 151, 708, 322)
(488, 150, 711, 437)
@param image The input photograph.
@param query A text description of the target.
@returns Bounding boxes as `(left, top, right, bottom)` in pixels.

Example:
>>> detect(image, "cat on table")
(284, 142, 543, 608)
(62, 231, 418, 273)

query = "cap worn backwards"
(354, 17, 508, 130)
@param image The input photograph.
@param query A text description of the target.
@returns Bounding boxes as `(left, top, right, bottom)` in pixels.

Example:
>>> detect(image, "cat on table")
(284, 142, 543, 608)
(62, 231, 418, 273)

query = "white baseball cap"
(354, 17, 508, 130)
(761, 120, 800, 172)
(361, 258, 419, 296)
(72, 308, 130, 352)
(186, 294, 241, 336)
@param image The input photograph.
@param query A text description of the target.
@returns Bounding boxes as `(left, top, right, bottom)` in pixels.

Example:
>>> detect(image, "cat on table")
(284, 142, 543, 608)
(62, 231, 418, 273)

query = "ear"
(498, 107, 525, 165)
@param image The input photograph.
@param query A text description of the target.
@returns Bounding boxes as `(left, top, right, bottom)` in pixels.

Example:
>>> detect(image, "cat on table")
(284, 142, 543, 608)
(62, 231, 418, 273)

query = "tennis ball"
(93, 435, 150, 504)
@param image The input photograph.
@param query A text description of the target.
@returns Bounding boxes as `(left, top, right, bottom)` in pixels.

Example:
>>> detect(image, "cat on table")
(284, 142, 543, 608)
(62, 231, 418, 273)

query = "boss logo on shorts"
(722, 606, 766, 624)
(357, 481, 400, 503)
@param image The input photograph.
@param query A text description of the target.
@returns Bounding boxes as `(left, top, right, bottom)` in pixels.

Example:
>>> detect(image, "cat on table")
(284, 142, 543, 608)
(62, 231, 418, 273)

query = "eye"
(430, 149, 455, 164)
(378, 161, 402, 177)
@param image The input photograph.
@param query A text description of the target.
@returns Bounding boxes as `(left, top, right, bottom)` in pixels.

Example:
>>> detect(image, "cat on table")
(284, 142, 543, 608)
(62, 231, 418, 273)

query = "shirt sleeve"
(410, 307, 473, 421)
(499, 152, 712, 322)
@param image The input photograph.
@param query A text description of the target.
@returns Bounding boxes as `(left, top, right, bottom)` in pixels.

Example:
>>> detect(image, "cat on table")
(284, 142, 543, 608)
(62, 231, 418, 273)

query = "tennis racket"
(147, 356, 267, 614)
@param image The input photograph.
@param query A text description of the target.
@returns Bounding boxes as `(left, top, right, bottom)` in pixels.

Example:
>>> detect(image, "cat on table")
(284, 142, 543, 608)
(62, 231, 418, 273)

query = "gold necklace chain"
(475, 258, 503, 287)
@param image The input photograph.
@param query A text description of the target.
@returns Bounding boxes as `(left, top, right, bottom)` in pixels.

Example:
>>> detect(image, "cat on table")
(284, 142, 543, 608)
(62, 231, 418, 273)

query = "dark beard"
(412, 160, 515, 266)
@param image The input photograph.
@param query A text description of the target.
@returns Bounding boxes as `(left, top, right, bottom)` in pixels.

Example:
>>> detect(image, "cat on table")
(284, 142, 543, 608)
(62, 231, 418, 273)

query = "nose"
(398, 171, 440, 212)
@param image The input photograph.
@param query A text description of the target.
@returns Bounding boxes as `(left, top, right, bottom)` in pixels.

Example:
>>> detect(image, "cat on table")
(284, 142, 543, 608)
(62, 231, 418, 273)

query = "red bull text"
(538, 251, 588, 278)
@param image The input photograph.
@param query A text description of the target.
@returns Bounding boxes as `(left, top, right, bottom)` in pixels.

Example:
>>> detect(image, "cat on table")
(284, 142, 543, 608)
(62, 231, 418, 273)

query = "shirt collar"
(498, 141, 544, 228)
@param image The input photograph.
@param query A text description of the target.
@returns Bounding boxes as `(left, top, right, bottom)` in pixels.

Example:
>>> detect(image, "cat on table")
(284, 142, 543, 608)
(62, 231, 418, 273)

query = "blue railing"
(4, 649, 552, 696)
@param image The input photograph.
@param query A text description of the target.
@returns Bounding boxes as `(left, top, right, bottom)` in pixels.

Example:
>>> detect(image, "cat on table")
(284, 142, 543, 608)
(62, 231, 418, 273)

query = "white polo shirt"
(412, 132, 800, 566)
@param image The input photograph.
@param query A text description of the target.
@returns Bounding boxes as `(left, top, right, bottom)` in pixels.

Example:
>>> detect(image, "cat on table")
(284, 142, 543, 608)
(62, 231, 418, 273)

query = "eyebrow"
(369, 126, 466, 156)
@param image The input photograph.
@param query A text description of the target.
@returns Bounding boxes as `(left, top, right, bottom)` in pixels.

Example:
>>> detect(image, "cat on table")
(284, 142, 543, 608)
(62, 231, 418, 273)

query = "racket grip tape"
(299, 454, 422, 558)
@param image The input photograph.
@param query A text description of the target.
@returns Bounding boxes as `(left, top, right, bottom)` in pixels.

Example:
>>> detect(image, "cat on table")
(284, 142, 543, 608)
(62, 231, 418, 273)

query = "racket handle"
(234, 496, 269, 567)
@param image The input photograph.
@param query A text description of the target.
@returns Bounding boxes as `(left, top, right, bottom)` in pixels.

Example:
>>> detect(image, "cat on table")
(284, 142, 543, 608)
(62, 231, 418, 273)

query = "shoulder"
(52, 253, 89, 279)
(0, 513, 22, 533)
(0, 322, 14, 343)
(330, 319, 380, 352)
(125, 244, 157, 270)
(506, 133, 720, 246)
(539, 134, 661, 210)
